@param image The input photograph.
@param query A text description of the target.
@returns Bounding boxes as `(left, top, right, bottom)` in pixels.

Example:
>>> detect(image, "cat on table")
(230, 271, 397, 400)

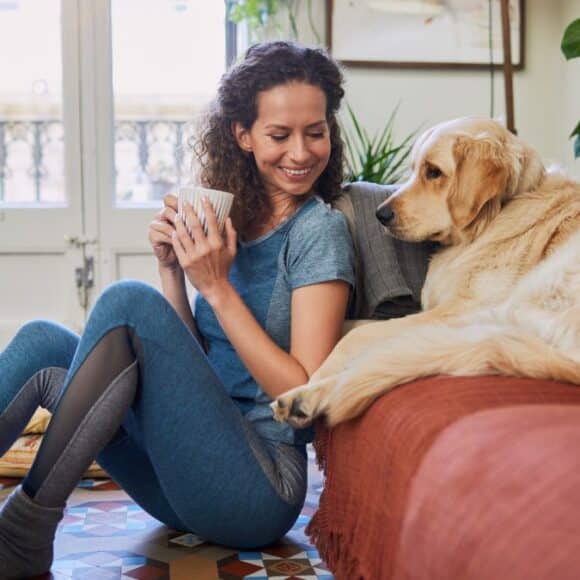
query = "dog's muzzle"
(376, 204, 395, 226)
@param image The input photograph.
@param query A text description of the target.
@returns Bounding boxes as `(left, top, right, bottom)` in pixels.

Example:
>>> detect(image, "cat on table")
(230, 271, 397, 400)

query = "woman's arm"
(148, 194, 201, 341)
(205, 279, 350, 399)
(158, 266, 200, 341)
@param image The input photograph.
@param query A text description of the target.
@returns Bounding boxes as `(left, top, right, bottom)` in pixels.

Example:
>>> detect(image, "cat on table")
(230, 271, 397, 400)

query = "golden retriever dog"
(271, 117, 580, 428)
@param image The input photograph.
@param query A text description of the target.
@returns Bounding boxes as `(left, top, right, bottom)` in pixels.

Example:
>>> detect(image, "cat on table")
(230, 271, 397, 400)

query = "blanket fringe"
(307, 514, 366, 580)
(310, 423, 370, 579)
(313, 420, 330, 473)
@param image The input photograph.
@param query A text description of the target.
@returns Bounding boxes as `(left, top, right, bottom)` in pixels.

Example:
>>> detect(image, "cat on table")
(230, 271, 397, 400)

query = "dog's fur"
(271, 117, 580, 427)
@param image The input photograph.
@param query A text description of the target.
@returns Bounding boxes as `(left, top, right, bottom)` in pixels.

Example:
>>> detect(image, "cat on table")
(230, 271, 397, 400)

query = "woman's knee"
(92, 280, 165, 324)
(13, 320, 79, 366)
(99, 279, 158, 307)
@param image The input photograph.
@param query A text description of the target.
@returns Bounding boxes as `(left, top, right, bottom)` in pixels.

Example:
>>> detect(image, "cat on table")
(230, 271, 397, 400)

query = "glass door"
(0, 0, 229, 346)
(94, 0, 227, 293)
(0, 0, 85, 345)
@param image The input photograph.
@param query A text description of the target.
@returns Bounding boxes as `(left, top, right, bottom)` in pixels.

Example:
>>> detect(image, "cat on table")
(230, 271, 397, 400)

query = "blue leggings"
(0, 281, 306, 548)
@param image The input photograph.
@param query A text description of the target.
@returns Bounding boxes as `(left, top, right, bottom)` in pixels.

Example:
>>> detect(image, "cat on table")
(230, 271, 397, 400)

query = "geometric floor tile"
(0, 445, 334, 579)
(215, 545, 334, 579)
(61, 501, 159, 538)
(50, 550, 168, 579)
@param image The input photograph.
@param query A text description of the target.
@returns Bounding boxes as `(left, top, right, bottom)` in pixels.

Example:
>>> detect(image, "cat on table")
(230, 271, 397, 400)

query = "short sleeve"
(286, 205, 356, 290)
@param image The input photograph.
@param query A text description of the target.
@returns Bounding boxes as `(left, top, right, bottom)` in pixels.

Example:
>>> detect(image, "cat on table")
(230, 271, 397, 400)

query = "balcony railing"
(0, 118, 196, 204)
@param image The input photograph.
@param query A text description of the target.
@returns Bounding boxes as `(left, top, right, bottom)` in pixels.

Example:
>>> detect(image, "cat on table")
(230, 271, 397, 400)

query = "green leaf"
(561, 18, 580, 60)
(227, 0, 282, 36)
(377, 106, 398, 148)
(341, 103, 417, 184)
(347, 104, 368, 150)
(565, 121, 580, 158)
(228, 4, 243, 22)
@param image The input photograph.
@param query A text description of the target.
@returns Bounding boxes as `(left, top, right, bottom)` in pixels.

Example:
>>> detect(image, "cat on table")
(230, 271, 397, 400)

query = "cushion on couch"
(307, 375, 580, 580)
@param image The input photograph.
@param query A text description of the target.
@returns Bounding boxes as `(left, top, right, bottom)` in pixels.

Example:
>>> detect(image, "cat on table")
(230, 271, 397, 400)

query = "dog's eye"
(426, 166, 442, 180)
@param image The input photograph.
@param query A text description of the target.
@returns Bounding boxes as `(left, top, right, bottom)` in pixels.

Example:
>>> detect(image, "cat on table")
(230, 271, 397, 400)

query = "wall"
(299, 0, 579, 178)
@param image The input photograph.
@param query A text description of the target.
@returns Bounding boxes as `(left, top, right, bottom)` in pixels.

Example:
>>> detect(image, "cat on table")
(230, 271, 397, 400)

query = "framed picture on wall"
(326, 0, 525, 70)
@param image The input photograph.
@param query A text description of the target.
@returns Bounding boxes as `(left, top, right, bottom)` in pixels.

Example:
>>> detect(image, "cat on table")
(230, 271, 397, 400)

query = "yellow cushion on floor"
(22, 408, 51, 435)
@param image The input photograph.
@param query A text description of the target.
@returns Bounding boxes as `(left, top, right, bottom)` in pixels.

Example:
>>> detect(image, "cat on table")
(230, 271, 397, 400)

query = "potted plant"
(227, 0, 320, 44)
(561, 18, 580, 158)
(342, 104, 417, 185)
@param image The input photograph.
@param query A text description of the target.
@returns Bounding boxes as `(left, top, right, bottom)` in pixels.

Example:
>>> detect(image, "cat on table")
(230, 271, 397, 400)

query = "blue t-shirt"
(194, 196, 356, 445)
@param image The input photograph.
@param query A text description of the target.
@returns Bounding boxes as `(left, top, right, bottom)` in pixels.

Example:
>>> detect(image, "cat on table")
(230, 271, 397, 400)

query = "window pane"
(0, 0, 65, 205)
(112, 0, 226, 204)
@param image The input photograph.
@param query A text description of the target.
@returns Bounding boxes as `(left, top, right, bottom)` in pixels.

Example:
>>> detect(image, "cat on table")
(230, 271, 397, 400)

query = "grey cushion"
(334, 182, 437, 319)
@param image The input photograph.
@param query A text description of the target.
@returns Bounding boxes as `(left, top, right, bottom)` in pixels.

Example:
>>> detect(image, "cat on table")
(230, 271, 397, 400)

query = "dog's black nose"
(376, 205, 395, 225)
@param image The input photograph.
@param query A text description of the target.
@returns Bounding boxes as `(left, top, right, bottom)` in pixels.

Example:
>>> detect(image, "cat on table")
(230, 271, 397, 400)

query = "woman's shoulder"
(289, 195, 351, 239)
(283, 195, 356, 284)
(284, 195, 355, 270)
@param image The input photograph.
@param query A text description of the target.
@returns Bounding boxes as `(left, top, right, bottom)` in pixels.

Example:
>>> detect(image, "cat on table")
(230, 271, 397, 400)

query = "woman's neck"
(270, 192, 304, 219)
(245, 191, 310, 241)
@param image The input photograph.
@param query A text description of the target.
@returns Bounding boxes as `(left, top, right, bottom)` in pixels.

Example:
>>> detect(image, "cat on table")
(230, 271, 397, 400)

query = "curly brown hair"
(192, 40, 345, 238)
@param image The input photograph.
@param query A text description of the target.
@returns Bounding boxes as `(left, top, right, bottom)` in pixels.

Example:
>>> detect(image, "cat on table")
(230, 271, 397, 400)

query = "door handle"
(75, 256, 94, 309)
(65, 235, 98, 249)
(66, 235, 97, 310)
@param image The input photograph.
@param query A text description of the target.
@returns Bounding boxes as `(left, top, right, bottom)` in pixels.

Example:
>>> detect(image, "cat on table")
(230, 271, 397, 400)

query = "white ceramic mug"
(177, 186, 234, 234)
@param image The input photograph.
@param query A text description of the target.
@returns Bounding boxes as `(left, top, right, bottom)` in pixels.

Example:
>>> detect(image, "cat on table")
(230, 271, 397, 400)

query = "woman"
(0, 40, 355, 577)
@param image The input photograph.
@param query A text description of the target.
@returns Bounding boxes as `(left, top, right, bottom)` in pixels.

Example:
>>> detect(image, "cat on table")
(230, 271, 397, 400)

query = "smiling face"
(233, 81, 331, 200)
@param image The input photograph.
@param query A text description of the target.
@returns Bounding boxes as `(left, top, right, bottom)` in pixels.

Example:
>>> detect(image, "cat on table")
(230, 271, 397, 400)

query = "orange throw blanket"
(308, 375, 580, 580)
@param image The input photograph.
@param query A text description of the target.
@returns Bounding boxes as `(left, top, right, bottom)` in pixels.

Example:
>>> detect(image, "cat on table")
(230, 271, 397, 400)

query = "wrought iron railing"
(0, 118, 196, 204)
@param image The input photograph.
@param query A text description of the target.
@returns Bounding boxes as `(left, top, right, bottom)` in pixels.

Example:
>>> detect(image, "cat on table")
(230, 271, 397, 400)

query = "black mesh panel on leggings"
(0, 367, 67, 457)
(22, 326, 140, 507)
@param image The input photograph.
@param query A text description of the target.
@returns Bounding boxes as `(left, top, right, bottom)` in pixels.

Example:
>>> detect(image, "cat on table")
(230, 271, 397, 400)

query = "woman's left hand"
(172, 198, 237, 299)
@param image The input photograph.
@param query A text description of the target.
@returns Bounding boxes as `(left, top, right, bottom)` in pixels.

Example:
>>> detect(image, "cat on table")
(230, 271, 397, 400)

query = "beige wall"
(300, 0, 579, 178)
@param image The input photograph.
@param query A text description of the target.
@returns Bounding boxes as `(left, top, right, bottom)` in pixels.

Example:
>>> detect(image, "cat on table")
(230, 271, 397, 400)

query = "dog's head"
(376, 117, 545, 244)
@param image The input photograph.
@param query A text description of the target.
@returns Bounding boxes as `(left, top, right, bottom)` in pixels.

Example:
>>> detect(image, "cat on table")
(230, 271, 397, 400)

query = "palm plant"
(561, 18, 580, 158)
(342, 104, 417, 185)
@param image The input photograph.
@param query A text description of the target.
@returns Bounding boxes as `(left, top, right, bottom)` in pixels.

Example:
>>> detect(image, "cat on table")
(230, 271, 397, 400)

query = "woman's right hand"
(148, 194, 180, 270)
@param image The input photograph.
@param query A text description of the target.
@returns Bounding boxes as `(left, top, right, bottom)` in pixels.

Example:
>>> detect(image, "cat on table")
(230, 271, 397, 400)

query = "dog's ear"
(515, 142, 544, 194)
(447, 134, 510, 230)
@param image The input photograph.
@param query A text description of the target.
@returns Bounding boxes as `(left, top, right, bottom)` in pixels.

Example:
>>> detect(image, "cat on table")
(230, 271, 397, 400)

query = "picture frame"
(325, 0, 525, 70)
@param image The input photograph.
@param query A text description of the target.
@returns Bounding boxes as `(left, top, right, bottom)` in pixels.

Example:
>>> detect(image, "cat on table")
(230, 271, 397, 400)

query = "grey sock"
(0, 485, 64, 578)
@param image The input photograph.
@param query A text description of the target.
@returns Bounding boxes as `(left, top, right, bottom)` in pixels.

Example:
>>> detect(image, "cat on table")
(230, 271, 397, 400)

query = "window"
(111, 0, 227, 204)
(0, 0, 231, 206)
(0, 0, 64, 204)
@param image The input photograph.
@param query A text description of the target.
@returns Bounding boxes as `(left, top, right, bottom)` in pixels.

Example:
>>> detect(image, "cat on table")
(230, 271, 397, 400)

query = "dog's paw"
(271, 382, 330, 429)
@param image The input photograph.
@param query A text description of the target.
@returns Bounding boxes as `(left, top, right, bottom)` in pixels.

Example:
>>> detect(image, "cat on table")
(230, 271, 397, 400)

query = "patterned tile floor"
(0, 447, 330, 579)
